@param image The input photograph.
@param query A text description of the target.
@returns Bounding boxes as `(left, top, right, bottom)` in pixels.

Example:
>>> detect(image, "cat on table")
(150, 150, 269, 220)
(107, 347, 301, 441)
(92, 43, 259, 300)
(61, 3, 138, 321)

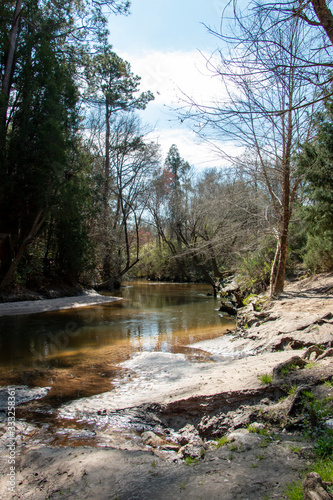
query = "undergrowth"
(284, 390, 333, 499)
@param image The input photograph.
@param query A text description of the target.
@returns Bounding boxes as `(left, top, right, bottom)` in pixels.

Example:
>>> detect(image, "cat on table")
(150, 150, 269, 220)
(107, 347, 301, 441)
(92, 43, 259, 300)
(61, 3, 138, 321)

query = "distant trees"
(145, 145, 267, 291)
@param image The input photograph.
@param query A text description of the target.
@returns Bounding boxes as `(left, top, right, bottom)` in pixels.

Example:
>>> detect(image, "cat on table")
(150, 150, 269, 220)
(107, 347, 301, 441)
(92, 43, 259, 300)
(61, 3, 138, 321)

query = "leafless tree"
(95, 114, 160, 289)
(182, 7, 322, 296)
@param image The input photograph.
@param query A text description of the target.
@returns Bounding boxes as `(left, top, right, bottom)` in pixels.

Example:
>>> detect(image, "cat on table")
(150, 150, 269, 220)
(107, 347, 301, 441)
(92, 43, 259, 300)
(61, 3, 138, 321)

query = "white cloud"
(118, 49, 241, 171)
(121, 49, 224, 109)
(147, 127, 243, 171)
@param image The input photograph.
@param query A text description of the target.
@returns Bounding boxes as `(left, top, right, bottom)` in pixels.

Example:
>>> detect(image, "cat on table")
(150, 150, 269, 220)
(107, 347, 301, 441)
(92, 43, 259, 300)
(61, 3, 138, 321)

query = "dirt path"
(0, 273, 333, 499)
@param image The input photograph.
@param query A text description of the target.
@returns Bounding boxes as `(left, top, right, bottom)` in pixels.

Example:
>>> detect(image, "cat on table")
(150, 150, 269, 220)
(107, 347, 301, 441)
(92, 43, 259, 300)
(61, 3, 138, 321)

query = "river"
(0, 282, 235, 441)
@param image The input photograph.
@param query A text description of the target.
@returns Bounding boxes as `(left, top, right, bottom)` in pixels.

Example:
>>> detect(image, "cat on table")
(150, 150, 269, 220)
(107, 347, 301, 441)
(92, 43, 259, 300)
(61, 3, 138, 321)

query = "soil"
(1, 272, 333, 500)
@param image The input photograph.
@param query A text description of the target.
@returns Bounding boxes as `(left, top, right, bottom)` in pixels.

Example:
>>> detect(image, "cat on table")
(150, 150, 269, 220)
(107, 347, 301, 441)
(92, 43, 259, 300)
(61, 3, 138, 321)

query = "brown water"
(0, 282, 234, 411)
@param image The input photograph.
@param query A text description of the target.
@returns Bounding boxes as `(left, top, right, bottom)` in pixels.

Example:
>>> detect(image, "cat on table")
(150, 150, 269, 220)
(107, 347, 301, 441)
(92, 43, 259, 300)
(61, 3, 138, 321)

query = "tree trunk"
(0, 210, 45, 290)
(1, 0, 22, 145)
(102, 100, 111, 280)
(104, 100, 111, 204)
(311, 0, 333, 46)
(270, 97, 293, 297)
(272, 227, 288, 296)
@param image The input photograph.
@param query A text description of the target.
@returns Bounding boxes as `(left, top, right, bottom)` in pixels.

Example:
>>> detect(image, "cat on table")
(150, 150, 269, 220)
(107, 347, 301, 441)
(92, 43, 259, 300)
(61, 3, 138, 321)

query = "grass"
(289, 444, 302, 454)
(325, 378, 333, 388)
(281, 364, 298, 377)
(184, 456, 199, 465)
(284, 460, 333, 500)
(247, 423, 270, 437)
(215, 436, 229, 448)
(257, 372, 273, 385)
(288, 384, 299, 395)
(284, 391, 333, 499)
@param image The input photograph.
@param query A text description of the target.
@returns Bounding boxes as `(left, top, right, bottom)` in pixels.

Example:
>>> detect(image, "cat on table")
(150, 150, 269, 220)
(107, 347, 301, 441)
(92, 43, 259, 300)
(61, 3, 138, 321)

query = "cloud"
(121, 49, 224, 108)
(118, 49, 241, 170)
(147, 127, 243, 171)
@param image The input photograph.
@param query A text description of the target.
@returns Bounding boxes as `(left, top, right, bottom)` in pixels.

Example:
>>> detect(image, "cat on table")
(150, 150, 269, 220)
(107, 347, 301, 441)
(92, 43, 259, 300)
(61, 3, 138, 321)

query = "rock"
(302, 472, 333, 500)
(162, 443, 180, 452)
(226, 430, 262, 450)
(325, 419, 333, 429)
(198, 414, 232, 438)
(141, 431, 164, 448)
(179, 444, 203, 460)
(177, 424, 203, 446)
(232, 410, 252, 429)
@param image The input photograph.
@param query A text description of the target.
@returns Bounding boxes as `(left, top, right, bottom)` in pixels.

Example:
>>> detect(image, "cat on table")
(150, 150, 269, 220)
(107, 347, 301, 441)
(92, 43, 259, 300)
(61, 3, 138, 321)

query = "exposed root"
(316, 348, 333, 362)
(303, 345, 324, 360)
(272, 356, 308, 379)
(302, 472, 333, 500)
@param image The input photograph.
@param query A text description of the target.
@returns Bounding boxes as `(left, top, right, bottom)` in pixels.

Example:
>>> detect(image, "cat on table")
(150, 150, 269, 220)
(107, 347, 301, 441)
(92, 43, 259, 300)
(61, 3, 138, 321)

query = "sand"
(0, 272, 333, 499)
(0, 291, 122, 316)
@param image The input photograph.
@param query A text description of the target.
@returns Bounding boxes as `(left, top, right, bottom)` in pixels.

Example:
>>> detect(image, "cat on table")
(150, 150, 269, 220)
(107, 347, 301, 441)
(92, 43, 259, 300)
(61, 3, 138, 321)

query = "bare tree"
(95, 114, 160, 289)
(149, 164, 266, 294)
(182, 7, 321, 296)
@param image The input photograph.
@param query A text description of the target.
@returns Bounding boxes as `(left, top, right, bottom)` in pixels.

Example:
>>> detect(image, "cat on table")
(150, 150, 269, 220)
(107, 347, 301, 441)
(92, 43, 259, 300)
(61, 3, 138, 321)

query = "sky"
(107, 0, 232, 170)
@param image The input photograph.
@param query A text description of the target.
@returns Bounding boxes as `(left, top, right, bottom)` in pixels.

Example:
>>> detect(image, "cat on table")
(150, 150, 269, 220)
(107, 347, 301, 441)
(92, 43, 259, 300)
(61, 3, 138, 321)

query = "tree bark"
(1, 0, 22, 144)
(0, 210, 45, 290)
(311, 0, 333, 46)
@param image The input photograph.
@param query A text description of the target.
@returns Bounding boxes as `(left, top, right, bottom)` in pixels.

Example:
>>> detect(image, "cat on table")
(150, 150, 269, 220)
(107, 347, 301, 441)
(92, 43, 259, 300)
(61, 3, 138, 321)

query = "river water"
(0, 282, 234, 411)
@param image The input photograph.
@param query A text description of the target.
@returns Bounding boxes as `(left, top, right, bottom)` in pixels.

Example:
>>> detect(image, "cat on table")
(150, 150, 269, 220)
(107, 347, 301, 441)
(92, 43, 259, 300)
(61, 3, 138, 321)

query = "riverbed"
(0, 282, 235, 430)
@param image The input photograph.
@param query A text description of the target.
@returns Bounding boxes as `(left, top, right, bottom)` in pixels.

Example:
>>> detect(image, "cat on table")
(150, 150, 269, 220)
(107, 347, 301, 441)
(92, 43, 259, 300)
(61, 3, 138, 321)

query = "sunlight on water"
(0, 282, 235, 407)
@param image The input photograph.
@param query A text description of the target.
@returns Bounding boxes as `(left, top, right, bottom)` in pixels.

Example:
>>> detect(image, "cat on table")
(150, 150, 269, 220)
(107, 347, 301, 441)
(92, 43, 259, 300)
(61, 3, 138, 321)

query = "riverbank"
(1, 272, 333, 499)
(0, 291, 122, 316)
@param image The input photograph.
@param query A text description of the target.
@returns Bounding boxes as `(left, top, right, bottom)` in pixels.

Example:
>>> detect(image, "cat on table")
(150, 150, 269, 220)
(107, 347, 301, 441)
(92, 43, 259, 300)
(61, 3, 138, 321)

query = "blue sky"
(109, 0, 221, 54)
(107, 0, 234, 169)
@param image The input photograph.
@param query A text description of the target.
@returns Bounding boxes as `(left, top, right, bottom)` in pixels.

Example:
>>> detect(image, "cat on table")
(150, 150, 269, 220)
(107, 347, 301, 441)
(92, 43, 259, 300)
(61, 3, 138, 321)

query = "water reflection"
(0, 282, 235, 406)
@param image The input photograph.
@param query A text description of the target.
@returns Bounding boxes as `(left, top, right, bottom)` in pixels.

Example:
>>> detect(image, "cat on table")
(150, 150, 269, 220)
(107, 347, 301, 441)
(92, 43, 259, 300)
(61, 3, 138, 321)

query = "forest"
(1, 0, 333, 299)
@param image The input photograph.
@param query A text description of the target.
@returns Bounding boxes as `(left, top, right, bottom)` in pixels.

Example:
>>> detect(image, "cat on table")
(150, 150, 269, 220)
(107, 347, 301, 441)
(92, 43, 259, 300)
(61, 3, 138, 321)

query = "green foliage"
(131, 239, 202, 283)
(184, 456, 199, 465)
(0, 1, 154, 289)
(247, 424, 270, 436)
(297, 99, 333, 272)
(303, 233, 333, 272)
(215, 436, 229, 448)
(257, 372, 273, 385)
(284, 460, 333, 500)
(314, 429, 333, 458)
(283, 480, 303, 500)
(238, 235, 275, 293)
(301, 393, 333, 438)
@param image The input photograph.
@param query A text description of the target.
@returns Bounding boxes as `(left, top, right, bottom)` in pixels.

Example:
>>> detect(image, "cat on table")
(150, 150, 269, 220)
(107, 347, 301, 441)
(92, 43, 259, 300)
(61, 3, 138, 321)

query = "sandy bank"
(1, 273, 333, 499)
(0, 291, 122, 317)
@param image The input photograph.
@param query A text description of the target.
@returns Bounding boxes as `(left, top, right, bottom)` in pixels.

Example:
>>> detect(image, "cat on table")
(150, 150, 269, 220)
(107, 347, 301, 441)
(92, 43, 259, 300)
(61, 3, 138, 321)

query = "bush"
(303, 232, 333, 273)
(237, 235, 275, 293)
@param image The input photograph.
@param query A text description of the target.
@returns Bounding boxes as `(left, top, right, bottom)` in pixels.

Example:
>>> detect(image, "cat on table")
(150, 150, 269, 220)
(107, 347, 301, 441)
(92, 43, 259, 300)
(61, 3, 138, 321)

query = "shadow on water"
(0, 282, 235, 413)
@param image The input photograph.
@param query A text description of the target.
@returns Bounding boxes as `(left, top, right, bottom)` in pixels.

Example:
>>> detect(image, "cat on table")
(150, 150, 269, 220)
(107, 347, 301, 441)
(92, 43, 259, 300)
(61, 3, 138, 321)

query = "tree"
(182, 6, 320, 296)
(297, 99, 333, 271)
(84, 46, 153, 203)
(229, 0, 333, 83)
(94, 114, 159, 289)
(0, 0, 131, 289)
(0, 1, 80, 288)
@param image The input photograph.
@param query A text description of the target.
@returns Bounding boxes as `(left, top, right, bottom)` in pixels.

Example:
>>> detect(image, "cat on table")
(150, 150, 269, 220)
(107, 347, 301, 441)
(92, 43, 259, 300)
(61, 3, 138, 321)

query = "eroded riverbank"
(1, 274, 333, 499)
